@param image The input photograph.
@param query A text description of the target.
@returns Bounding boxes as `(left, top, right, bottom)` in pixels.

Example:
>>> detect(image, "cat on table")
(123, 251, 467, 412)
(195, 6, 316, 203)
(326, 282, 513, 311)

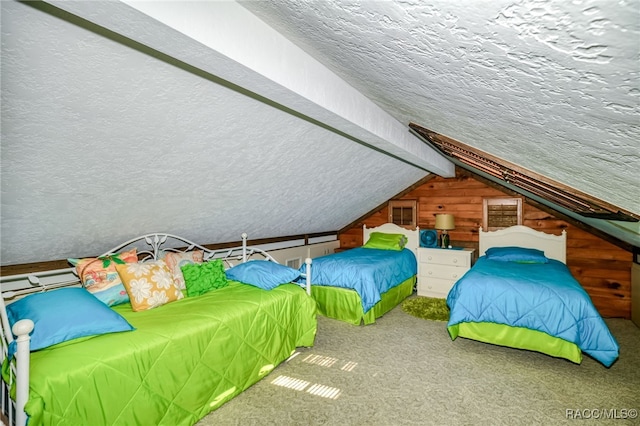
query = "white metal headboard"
(1, 233, 276, 301)
(479, 225, 567, 263)
(363, 223, 420, 258)
(1, 232, 311, 426)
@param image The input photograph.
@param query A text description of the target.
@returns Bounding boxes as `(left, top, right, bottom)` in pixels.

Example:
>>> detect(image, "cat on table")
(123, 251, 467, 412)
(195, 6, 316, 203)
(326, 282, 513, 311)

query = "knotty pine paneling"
(340, 170, 632, 318)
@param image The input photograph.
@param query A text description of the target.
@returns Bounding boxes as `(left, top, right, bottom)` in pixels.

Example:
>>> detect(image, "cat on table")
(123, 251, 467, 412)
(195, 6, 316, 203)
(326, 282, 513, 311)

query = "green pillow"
(181, 259, 229, 297)
(362, 232, 407, 251)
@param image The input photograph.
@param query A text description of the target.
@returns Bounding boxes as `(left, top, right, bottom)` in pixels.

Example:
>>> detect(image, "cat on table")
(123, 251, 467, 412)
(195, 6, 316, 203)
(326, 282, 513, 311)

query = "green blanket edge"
(311, 276, 415, 325)
(448, 321, 583, 364)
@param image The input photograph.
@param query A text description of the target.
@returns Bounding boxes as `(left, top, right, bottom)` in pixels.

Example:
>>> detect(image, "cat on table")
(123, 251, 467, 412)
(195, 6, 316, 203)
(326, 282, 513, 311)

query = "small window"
(483, 198, 522, 231)
(388, 200, 417, 228)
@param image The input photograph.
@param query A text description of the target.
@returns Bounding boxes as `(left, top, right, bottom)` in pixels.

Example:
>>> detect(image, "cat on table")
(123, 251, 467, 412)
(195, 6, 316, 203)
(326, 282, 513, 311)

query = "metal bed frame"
(1, 232, 312, 426)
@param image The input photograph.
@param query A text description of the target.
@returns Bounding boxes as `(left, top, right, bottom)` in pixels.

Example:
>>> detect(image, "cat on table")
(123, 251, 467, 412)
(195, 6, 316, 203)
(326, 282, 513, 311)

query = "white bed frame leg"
(241, 233, 248, 263)
(304, 258, 312, 296)
(13, 319, 34, 426)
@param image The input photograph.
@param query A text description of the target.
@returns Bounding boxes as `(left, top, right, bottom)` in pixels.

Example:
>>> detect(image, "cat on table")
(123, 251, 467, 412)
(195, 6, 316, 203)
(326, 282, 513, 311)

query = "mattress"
(303, 247, 417, 313)
(447, 257, 619, 366)
(23, 281, 317, 425)
(311, 276, 415, 325)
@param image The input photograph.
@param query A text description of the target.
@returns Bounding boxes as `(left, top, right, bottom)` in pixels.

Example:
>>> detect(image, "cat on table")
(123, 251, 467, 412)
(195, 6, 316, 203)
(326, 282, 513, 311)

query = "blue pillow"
(6, 288, 135, 354)
(225, 260, 301, 290)
(485, 246, 549, 263)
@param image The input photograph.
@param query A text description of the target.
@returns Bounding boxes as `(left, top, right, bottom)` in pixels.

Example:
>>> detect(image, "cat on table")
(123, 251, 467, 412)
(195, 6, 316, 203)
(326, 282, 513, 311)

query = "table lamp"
(435, 214, 455, 249)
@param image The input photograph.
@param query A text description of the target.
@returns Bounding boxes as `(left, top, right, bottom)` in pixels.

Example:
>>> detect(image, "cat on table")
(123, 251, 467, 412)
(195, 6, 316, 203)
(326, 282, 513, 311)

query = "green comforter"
(24, 282, 317, 425)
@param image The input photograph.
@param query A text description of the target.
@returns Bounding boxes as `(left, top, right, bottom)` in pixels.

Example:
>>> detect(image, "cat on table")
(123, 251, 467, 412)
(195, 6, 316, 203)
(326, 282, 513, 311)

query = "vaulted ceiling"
(1, 0, 638, 266)
(241, 0, 640, 241)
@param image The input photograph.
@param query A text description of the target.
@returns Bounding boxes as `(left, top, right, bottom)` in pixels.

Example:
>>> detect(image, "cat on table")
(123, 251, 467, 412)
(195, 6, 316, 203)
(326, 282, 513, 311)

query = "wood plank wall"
(340, 169, 632, 319)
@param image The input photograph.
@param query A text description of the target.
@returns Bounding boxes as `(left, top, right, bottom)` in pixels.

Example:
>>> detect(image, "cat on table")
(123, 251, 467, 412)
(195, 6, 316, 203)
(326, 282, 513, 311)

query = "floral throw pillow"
(162, 250, 204, 290)
(68, 249, 139, 306)
(115, 260, 184, 312)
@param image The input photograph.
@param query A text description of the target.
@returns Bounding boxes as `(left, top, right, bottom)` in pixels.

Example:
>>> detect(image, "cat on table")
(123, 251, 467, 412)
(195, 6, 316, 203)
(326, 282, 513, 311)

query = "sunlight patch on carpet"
(286, 351, 301, 362)
(307, 383, 341, 400)
(340, 361, 358, 372)
(271, 375, 341, 400)
(402, 296, 450, 322)
(303, 354, 338, 367)
(272, 375, 310, 391)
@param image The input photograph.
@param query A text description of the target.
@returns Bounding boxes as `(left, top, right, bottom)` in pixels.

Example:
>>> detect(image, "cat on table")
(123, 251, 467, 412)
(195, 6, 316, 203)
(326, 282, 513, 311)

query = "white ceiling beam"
(45, 0, 454, 177)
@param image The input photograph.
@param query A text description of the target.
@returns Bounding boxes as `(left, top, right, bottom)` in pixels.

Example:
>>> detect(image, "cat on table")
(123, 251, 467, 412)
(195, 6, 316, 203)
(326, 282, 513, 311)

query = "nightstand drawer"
(418, 249, 471, 268)
(416, 247, 474, 298)
(417, 278, 454, 298)
(420, 264, 467, 281)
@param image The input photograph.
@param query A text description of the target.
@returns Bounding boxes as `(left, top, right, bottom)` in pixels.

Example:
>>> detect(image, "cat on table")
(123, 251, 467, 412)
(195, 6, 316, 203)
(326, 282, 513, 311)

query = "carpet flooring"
(401, 296, 449, 322)
(198, 301, 640, 426)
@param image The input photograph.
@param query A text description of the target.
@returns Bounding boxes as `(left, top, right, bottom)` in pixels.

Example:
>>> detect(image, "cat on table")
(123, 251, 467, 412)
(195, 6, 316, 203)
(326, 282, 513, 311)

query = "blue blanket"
(447, 257, 619, 367)
(301, 247, 417, 313)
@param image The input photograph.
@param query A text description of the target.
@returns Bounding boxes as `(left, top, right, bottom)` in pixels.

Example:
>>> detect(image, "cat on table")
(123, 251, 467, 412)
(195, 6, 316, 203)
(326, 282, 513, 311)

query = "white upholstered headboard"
(363, 223, 420, 257)
(479, 225, 567, 263)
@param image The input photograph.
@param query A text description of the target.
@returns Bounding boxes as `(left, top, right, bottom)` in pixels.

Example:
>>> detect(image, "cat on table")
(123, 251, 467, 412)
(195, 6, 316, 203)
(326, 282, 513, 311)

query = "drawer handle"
(427, 256, 433, 260)
(428, 271, 433, 275)
(453, 259, 458, 264)
(452, 274, 458, 279)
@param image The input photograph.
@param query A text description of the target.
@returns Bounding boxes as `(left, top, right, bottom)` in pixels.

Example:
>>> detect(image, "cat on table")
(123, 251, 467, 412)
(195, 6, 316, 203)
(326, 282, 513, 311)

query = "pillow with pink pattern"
(162, 250, 204, 290)
(68, 249, 138, 306)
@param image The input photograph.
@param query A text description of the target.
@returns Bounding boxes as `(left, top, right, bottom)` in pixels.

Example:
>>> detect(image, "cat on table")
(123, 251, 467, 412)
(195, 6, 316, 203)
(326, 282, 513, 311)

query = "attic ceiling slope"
(410, 125, 640, 248)
(241, 0, 640, 217)
(0, 0, 428, 265)
(46, 0, 454, 177)
(411, 123, 638, 222)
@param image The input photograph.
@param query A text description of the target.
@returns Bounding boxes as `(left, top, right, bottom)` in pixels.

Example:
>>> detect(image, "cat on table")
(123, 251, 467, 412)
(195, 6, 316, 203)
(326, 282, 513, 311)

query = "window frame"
(482, 197, 523, 231)
(388, 200, 417, 229)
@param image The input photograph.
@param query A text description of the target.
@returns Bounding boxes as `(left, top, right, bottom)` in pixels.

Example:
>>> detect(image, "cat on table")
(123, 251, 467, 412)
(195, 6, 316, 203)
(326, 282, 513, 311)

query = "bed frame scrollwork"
(1, 233, 312, 426)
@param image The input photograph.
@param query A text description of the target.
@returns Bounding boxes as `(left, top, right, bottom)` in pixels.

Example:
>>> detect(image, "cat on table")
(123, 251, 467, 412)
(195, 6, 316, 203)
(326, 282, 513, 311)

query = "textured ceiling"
(241, 0, 640, 216)
(1, 0, 639, 266)
(1, 0, 435, 265)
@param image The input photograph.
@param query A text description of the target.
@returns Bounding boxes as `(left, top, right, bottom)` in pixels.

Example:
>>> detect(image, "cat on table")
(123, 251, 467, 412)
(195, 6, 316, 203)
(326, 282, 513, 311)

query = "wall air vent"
(286, 257, 302, 269)
(409, 123, 638, 223)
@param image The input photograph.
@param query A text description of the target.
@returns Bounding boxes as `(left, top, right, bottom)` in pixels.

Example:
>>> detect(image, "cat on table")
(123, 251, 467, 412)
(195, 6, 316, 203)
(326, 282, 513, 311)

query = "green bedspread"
(311, 276, 415, 325)
(24, 281, 317, 425)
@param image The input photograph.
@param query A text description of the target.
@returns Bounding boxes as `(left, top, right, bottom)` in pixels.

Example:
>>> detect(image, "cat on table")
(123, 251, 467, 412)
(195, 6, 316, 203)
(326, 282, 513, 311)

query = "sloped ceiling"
(241, 0, 639, 211)
(1, 0, 451, 266)
(1, 0, 638, 266)
(240, 1, 640, 242)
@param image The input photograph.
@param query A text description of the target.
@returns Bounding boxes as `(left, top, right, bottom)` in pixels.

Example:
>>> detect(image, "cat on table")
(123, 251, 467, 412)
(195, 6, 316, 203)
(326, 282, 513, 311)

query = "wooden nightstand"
(417, 248, 474, 298)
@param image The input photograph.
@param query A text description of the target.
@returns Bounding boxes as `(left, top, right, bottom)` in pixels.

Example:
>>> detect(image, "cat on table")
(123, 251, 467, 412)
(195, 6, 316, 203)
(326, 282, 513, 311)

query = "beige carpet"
(198, 305, 640, 426)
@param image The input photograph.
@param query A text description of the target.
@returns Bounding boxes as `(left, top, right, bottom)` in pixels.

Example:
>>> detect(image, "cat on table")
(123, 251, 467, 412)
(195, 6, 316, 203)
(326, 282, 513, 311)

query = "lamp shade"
(434, 214, 455, 230)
